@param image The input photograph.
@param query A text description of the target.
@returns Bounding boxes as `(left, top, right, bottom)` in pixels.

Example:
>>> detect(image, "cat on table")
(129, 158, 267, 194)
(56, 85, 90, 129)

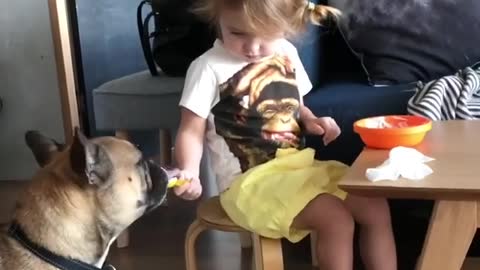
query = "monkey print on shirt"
(211, 55, 305, 172)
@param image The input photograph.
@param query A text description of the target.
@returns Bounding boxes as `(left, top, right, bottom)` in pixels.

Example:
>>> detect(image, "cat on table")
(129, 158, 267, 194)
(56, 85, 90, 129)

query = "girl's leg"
(292, 194, 355, 270)
(344, 195, 397, 270)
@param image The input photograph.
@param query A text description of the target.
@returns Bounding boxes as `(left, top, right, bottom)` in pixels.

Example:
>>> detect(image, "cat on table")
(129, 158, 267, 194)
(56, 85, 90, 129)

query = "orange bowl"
(353, 115, 432, 149)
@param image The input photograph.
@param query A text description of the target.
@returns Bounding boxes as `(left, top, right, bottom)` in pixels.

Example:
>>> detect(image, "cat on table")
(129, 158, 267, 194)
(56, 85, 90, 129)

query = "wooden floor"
(0, 180, 478, 270)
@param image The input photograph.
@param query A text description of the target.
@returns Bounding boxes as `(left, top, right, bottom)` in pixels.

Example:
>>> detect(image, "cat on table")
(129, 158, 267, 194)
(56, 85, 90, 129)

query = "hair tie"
(306, 1, 315, 11)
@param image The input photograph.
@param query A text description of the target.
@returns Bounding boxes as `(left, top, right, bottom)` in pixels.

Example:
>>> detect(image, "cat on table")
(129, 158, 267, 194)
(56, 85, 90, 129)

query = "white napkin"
(365, 146, 435, 182)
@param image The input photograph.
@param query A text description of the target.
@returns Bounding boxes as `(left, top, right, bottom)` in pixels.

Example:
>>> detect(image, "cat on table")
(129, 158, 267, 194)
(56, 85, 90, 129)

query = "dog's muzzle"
(144, 160, 169, 212)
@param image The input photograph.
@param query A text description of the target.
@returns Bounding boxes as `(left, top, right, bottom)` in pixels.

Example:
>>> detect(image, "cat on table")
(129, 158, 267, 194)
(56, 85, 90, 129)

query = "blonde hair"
(192, 0, 341, 37)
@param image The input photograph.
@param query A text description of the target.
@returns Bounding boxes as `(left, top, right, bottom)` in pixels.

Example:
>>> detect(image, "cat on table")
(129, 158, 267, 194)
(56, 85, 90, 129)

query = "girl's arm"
(173, 107, 207, 200)
(175, 107, 206, 176)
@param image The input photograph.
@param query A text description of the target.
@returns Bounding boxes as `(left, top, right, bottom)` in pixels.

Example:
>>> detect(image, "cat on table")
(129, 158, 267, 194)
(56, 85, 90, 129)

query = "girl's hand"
(173, 170, 203, 200)
(303, 116, 341, 145)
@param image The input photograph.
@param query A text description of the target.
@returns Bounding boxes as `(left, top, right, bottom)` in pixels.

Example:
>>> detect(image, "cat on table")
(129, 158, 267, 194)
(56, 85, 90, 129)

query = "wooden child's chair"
(185, 196, 318, 270)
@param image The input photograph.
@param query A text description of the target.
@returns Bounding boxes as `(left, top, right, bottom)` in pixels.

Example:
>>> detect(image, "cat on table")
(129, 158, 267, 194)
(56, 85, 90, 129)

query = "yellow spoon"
(167, 178, 189, 188)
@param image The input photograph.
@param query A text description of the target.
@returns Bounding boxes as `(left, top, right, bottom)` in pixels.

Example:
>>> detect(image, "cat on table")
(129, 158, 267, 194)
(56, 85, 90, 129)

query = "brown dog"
(0, 129, 171, 270)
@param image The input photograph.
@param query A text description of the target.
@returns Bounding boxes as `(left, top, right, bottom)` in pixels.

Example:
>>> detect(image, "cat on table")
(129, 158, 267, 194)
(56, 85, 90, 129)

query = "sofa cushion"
(292, 0, 370, 86)
(292, 0, 331, 87)
(329, 0, 480, 86)
(293, 23, 325, 87)
(318, 27, 367, 84)
(304, 82, 416, 164)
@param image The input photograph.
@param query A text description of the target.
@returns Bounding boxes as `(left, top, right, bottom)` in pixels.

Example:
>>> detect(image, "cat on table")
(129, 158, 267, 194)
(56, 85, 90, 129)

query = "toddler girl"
(173, 1, 397, 269)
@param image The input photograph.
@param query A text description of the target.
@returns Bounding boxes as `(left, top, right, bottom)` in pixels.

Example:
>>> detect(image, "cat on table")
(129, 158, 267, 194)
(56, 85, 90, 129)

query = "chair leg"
(185, 219, 208, 270)
(310, 232, 318, 267)
(239, 232, 252, 248)
(158, 129, 172, 166)
(116, 230, 129, 248)
(251, 233, 284, 270)
(115, 130, 130, 248)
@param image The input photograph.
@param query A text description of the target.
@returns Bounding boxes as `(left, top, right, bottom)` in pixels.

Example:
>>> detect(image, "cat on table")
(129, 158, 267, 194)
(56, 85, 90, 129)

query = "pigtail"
(304, 1, 341, 26)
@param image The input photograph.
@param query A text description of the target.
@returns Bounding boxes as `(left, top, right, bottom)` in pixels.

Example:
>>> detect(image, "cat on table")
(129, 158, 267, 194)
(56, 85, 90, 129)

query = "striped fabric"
(407, 66, 480, 120)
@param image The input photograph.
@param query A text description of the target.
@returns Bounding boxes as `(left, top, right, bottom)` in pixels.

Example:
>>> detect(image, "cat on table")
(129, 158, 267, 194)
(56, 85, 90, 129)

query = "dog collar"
(7, 222, 116, 270)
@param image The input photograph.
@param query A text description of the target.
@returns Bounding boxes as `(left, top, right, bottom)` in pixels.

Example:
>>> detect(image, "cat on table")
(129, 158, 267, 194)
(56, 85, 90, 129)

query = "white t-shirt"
(179, 39, 313, 192)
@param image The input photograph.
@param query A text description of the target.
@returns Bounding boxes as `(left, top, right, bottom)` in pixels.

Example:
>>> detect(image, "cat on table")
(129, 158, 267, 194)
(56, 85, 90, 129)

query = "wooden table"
(338, 120, 480, 270)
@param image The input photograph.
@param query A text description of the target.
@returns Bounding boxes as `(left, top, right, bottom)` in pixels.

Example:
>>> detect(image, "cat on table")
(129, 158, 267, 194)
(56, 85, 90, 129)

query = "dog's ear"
(70, 128, 113, 186)
(25, 130, 66, 167)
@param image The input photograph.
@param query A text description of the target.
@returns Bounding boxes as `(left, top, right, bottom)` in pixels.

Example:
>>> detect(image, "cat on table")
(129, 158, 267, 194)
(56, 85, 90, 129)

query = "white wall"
(0, 0, 64, 180)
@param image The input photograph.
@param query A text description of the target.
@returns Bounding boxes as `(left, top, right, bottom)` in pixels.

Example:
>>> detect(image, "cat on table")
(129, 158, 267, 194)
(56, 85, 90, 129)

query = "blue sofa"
(295, 25, 414, 164)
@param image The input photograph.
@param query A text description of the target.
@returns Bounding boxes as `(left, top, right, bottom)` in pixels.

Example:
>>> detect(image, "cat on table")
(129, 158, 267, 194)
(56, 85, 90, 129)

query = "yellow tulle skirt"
(220, 147, 348, 243)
